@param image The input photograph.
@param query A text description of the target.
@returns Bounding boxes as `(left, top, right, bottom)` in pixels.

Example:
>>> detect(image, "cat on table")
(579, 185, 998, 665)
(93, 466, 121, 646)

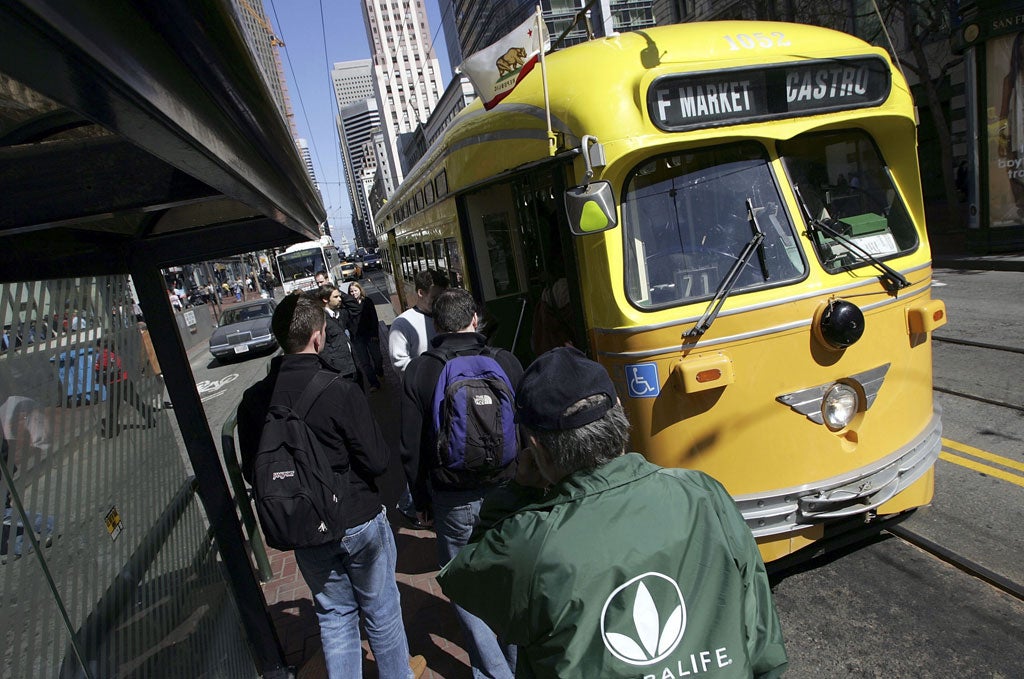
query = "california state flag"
(457, 13, 549, 110)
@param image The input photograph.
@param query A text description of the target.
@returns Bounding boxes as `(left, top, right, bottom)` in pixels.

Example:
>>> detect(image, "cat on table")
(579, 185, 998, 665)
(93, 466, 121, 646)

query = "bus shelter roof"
(0, 0, 324, 283)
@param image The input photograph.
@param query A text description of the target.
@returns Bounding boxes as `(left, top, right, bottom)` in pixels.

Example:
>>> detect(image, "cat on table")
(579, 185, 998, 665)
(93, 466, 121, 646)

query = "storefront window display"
(989, 30, 1024, 227)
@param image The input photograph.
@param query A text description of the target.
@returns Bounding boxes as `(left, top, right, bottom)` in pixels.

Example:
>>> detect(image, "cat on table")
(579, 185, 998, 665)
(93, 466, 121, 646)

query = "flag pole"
(536, 5, 555, 157)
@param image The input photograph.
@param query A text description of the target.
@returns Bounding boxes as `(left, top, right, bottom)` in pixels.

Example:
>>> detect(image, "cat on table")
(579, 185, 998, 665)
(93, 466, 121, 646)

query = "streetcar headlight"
(822, 383, 859, 430)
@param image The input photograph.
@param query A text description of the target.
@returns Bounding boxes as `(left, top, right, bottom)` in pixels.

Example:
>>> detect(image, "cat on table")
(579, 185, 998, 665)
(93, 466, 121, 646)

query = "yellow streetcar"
(374, 21, 947, 561)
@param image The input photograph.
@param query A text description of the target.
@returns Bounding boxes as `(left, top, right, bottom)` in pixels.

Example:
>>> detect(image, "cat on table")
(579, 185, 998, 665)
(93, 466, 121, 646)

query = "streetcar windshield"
(277, 249, 325, 281)
(779, 129, 918, 274)
(623, 142, 805, 309)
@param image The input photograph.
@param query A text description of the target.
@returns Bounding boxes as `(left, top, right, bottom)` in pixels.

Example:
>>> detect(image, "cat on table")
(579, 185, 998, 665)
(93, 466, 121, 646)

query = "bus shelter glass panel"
(0, 276, 254, 677)
(622, 142, 806, 309)
(778, 129, 919, 273)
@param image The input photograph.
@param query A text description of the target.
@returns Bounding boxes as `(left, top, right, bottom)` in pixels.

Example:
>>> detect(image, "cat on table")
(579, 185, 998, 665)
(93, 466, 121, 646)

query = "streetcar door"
(459, 165, 584, 362)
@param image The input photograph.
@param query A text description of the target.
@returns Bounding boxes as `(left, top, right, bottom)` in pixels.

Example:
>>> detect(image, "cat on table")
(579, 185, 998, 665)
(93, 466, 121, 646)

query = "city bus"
(275, 237, 343, 294)
(373, 21, 947, 561)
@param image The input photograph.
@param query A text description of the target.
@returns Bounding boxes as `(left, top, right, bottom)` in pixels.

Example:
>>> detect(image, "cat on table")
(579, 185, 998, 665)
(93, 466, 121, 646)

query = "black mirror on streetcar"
(564, 180, 618, 236)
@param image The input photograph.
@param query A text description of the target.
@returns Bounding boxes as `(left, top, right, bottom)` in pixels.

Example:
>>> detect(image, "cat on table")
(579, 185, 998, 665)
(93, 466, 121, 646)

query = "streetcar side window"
(444, 237, 464, 288)
(622, 142, 806, 309)
(778, 129, 919, 274)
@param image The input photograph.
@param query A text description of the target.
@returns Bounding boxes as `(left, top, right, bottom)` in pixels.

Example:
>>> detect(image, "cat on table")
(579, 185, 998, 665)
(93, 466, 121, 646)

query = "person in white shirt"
(387, 270, 449, 376)
(387, 269, 448, 526)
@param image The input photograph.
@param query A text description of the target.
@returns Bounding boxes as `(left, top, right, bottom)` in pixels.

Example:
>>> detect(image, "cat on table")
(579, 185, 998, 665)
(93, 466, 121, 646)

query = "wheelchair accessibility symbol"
(625, 363, 660, 398)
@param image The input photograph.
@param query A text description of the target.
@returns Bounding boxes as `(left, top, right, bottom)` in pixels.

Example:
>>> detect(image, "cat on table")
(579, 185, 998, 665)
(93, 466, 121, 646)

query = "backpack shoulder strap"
(293, 370, 342, 419)
(423, 347, 452, 364)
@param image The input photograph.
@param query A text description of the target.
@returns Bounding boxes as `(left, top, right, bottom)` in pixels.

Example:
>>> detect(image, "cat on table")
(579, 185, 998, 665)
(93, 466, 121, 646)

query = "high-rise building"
(337, 98, 383, 249)
(295, 138, 324, 235)
(399, 74, 476, 172)
(439, 0, 656, 69)
(231, 0, 297, 136)
(331, 59, 375, 108)
(295, 138, 317, 185)
(361, 0, 445, 186)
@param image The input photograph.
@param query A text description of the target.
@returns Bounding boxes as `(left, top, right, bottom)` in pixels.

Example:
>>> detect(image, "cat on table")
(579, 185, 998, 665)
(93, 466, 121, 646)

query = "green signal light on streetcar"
(580, 200, 609, 232)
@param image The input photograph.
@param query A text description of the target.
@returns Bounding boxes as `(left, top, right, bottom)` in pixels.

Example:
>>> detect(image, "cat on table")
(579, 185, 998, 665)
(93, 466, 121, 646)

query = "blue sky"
(268, 1, 454, 246)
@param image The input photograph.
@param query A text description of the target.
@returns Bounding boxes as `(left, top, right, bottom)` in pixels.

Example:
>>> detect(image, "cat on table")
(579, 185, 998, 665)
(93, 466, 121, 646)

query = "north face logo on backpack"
(473, 394, 493, 406)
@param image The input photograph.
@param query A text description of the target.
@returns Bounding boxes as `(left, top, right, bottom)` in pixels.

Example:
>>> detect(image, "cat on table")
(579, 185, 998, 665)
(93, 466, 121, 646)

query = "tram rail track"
(932, 335, 1024, 355)
(931, 335, 1024, 412)
(885, 523, 1024, 604)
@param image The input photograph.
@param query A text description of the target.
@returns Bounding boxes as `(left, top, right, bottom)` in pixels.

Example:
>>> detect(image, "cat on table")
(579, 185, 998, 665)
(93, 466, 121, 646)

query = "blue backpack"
(427, 347, 518, 475)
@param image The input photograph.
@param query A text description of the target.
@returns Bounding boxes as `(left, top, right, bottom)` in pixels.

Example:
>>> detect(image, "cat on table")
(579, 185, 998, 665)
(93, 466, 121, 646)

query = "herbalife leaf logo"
(600, 572, 686, 666)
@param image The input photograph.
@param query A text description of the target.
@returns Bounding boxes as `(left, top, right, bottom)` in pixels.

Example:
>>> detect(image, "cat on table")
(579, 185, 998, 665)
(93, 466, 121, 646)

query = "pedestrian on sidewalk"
(1, 395, 56, 563)
(400, 287, 522, 679)
(388, 269, 448, 376)
(347, 282, 384, 392)
(94, 337, 157, 437)
(313, 283, 361, 388)
(237, 294, 425, 679)
(389, 269, 449, 525)
(438, 347, 788, 678)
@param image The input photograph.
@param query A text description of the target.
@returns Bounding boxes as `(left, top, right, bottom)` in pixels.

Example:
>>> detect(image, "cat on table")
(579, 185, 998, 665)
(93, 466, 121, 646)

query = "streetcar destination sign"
(648, 56, 891, 131)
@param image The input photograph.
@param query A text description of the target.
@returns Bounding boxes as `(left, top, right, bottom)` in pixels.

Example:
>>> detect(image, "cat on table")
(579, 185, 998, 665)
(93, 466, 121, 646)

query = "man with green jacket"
(438, 347, 787, 678)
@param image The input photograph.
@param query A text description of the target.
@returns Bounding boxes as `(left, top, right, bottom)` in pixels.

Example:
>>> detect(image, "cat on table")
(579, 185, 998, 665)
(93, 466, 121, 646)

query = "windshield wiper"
(792, 185, 909, 293)
(685, 198, 765, 339)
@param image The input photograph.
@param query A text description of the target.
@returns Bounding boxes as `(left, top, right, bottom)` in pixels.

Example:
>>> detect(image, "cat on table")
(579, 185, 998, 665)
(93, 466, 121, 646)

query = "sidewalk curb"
(933, 256, 1024, 272)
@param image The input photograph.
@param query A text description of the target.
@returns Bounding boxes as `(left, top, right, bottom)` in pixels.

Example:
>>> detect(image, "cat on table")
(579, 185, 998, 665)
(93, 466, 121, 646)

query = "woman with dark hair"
(347, 282, 383, 392)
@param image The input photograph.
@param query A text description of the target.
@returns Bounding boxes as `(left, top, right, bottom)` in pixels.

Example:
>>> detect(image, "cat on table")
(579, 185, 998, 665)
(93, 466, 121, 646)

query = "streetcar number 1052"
(724, 32, 791, 50)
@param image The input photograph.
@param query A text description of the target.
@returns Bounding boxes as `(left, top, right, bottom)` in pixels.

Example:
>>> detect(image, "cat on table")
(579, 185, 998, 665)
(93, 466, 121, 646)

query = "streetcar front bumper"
(735, 405, 942, 538)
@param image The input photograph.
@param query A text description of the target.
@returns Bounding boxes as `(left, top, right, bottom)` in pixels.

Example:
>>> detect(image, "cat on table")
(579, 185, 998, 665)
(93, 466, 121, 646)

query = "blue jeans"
(2, 506, 56, 558)
(294, 507, 412, 679)
(433, 488, 516, 679)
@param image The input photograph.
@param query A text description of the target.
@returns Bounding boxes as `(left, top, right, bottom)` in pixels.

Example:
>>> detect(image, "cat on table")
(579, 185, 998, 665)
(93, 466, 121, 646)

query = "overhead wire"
(316, 0, 348, 237)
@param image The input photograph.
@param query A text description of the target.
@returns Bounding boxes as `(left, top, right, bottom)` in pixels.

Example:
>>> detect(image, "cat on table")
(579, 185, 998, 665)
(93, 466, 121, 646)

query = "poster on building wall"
(988, 31, 1024, 227)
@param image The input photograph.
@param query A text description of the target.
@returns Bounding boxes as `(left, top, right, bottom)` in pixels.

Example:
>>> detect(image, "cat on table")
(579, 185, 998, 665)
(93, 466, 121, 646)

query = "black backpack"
(251, 371, 346, 550)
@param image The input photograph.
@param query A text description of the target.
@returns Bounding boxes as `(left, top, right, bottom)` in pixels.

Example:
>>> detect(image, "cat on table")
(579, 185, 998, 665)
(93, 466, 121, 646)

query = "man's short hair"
(516, 347, 628, 476)
(271, 295, 325, 353)
(525, 399, 630, 477)
(414, 269, 449, 294)
(432, 288, 477, 333)
(315, 283, 337, 303)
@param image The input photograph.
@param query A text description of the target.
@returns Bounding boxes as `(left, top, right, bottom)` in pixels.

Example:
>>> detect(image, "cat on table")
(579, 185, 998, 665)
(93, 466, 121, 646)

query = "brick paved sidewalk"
(262, 513, 471, 679)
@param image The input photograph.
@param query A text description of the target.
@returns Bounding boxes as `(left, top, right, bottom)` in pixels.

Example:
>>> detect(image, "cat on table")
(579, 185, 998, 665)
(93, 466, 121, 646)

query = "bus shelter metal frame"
(0, 2, 325, 675)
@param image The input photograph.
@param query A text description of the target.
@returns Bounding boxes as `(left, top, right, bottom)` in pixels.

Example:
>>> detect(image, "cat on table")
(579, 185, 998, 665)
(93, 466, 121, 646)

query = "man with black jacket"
(313, 282, 361, 386)
(237, 294, 423, 679)
(400, 287, 523, 679)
